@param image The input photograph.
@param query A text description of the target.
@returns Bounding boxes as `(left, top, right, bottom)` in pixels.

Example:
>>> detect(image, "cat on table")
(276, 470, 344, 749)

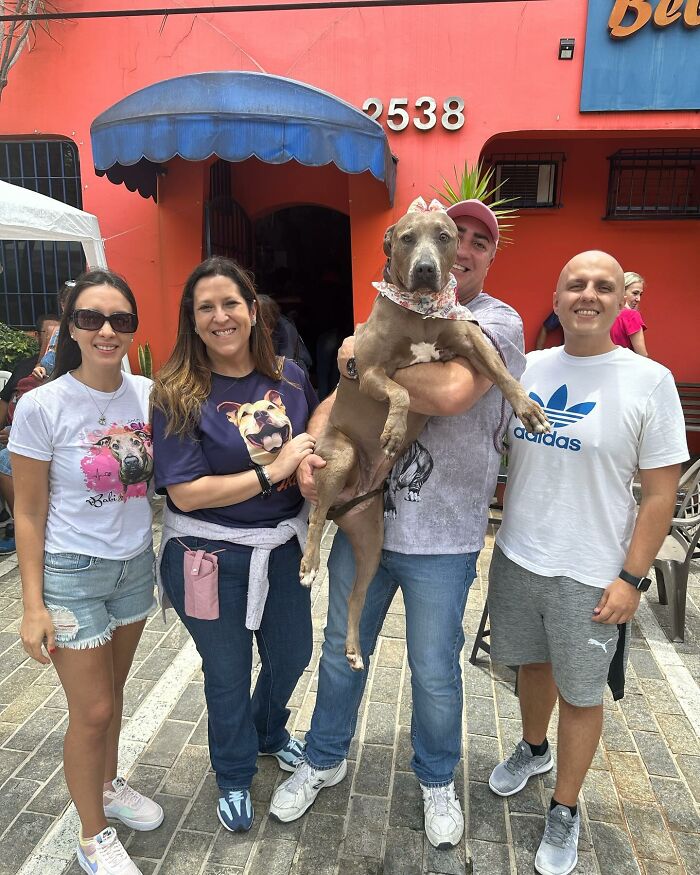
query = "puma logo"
(587, 637, 616, 654)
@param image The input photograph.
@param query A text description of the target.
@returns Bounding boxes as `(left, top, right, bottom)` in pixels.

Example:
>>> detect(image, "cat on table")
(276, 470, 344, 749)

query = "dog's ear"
(264, 389, 283, 406)
(382, 224, 396, 258)
(133, 430, 150, 441)
(217, 400, 242, 424)
(94, 436, 112, 447)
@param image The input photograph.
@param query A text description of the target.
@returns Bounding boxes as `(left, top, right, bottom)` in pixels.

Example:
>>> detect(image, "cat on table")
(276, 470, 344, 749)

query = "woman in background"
(610, 271, 648, 356)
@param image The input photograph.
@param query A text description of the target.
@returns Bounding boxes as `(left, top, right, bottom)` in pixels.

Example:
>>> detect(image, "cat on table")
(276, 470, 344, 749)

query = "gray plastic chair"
(653, 458, 700, 642)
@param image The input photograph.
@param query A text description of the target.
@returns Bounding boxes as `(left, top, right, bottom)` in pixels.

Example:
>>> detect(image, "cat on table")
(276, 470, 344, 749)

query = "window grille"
(0, 139, 85, 329)
(204, 160, 253, 268)
(486, 153, 565, 209)
(606, 149, 700, 220)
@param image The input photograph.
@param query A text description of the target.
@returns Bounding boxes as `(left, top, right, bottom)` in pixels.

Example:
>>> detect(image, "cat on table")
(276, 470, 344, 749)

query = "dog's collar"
(372, 274, 475, 321)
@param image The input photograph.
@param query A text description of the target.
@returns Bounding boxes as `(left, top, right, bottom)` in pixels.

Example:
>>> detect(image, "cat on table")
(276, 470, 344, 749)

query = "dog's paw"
(299, 568, 316, 587)
(406, 490, 421, 502)
(515, 398, 551, 434)
(345, 649, 364, 672)
(380, 425, 406, 459)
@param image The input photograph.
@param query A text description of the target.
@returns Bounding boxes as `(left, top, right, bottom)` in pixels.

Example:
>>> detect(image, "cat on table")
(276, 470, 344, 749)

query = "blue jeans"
(305, 531, 478, 786)
(161, 536, 312, 791)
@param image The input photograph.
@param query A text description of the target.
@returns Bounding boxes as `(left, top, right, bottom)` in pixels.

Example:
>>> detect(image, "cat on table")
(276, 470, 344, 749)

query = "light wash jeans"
(304, 531, 478, 786)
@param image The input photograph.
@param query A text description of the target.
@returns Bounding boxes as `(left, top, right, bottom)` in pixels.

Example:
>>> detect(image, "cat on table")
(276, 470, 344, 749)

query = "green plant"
(0, 323, 39, 371)
(434, 159, 519, 246)
(137, 342, 153, 378)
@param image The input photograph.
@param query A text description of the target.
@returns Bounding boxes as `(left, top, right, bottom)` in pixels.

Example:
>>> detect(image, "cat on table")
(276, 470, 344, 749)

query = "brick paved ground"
(0, 511, 698, 874)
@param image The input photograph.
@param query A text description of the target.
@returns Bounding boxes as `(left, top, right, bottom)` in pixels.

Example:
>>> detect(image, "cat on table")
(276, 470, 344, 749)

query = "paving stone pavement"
(0, 512, 698, 874)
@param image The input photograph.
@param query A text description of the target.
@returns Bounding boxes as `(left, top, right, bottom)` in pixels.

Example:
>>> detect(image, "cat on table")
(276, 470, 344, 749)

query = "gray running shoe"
(535, 804, 580, 875)
(489, 740, 553, 797)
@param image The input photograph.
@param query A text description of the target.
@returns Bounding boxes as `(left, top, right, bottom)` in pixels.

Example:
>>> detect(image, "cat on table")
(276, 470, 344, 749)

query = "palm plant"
(434, 160, 519, 246)
(137, 342, 153, 379)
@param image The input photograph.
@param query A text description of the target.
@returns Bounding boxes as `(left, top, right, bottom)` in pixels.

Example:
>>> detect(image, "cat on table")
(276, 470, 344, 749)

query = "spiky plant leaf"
(137, 342, 153, 379)
(433, 160, 519, 246)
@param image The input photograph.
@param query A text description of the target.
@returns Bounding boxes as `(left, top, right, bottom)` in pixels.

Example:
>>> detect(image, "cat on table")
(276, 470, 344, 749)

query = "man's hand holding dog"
(267, 432, 316, 483)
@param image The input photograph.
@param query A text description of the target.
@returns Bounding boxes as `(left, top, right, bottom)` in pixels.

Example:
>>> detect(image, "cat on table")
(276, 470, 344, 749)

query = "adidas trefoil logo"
(513, 384, 596, 453)
(529, 385, 596, 430)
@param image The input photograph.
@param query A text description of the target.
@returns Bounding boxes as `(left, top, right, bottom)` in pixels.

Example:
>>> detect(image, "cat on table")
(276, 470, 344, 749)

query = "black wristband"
(254, 464, 272, 498)
(619, 568, 651, 591)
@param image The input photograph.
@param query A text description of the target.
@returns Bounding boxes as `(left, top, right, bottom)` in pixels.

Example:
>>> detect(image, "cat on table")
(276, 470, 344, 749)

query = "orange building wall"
(485, 135, 700, 381)
(1, 0, 698, 382)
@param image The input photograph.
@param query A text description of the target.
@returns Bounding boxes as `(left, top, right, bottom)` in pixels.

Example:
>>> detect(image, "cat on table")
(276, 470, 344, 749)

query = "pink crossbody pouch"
(178, 540, 224, 621)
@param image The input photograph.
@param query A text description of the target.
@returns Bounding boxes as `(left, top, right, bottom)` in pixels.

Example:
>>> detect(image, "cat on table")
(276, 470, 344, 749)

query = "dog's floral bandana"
(373, 274, 475, 321)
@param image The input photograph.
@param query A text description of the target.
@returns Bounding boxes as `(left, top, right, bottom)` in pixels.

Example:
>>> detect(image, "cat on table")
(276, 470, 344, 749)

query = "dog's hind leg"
(300, 428, 357, 588)
(336, 494, 384, 672)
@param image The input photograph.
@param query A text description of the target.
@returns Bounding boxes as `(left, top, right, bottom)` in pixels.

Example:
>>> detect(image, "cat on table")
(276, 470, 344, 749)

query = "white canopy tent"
(0, 179, 107, 268)
(0, 181, 133, 372)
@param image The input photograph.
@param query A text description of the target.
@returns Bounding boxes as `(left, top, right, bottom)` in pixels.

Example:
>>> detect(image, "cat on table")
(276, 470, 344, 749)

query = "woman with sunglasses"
(151, 257, 317, 833)
(10, 270, 161, 875)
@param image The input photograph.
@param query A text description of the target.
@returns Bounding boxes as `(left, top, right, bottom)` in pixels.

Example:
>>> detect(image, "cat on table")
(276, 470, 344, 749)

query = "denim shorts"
(43, 543, 156, 649)
(0, 447, 11, 477)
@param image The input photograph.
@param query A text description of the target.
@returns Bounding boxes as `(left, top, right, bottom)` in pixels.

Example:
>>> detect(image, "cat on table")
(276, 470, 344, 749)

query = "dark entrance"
(253, 206, 354, 398)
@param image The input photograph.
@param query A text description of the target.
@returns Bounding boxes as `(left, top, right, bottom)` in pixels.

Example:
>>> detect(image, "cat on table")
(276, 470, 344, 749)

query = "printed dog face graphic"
(94, 430, 154, 486)
(217, 390, 292, 465)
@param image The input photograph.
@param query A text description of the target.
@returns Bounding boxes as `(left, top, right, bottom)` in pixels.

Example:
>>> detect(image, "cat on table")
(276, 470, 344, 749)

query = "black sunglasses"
(71, 309, 138, 334)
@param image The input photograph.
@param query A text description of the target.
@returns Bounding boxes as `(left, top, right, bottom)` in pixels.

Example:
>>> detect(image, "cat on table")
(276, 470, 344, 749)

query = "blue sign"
(581, 0, 700, 111)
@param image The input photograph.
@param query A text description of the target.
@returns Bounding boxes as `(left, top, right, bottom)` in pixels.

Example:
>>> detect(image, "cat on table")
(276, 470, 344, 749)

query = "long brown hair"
(152, 257, 281, 436)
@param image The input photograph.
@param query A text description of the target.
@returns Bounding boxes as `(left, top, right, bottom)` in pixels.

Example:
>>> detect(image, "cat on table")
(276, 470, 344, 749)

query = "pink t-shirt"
(610, 308, 646, 349)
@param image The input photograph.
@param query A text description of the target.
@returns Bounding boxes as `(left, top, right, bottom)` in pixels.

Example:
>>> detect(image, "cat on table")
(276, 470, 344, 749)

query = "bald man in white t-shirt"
(487, 251, 688, 875)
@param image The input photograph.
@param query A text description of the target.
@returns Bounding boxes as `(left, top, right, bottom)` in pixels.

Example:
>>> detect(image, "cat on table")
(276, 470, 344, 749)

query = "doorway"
(254, 206, 354, 398)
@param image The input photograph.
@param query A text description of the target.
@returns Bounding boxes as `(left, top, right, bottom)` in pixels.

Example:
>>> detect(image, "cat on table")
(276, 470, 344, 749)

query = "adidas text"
(513, 427, 581, 452)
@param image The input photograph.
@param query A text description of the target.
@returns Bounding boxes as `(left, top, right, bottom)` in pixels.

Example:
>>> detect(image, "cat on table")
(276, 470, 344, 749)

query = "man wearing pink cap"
(271, 200, 526, 854)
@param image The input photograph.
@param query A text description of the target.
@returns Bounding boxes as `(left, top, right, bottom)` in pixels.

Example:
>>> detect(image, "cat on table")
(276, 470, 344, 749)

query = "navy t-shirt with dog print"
(153, 360, 318, 528)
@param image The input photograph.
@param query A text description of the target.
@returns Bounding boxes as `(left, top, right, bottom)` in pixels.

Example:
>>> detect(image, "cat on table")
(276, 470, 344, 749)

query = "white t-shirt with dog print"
(9, 373, 154, 559)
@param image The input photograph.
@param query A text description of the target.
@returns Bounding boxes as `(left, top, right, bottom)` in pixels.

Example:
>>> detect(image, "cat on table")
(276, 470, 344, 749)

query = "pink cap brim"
(446, 199, 499, 245)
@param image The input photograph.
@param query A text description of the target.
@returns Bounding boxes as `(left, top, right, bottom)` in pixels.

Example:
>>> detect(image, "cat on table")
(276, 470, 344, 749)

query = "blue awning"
(90, 71, 397, 203)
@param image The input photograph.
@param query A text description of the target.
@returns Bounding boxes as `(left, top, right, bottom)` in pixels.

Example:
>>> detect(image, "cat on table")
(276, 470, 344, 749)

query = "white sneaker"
(421, 781, 464, 849)
(104, 777, 164, 831)
(269, 759, 347, 822)
(77, 827, 142, 874)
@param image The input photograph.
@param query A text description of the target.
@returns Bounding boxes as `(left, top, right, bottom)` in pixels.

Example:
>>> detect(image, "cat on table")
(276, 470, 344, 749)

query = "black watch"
(619, 568, 652, 592)
(254, 464, 273, 498)
(345, 356, 358, 379)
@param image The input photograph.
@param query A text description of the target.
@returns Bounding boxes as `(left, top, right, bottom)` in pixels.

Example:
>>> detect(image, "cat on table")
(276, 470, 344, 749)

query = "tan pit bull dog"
(300, 197, 550, 671)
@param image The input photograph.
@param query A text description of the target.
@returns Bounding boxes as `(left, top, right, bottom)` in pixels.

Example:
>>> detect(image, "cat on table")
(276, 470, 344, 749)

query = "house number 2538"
(362, 96, 465, 131)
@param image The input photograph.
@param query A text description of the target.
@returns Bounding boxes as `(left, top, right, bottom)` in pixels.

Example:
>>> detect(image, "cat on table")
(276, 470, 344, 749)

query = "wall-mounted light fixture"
(558, 38, 575, 60)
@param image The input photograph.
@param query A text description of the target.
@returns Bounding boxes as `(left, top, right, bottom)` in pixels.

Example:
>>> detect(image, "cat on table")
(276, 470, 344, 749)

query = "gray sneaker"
(535, 804, 579, 875)
(489, 740, 553, 796)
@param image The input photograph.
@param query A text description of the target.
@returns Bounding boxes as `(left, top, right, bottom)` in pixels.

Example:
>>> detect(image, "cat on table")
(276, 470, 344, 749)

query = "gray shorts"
(488, 545, 630, 707)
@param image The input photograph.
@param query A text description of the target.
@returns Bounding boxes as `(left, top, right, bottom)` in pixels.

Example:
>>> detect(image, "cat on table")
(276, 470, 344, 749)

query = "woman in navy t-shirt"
(151, 257, 318, 833)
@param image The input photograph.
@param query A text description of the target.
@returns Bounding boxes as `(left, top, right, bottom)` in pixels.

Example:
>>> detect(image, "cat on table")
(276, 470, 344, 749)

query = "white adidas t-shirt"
(496, 347, 688, 588)
(9, 373, 154, 559)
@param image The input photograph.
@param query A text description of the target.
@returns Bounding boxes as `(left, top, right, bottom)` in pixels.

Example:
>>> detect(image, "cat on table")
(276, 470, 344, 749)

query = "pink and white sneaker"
(103, 777, 164, 831)
(77, 827, 142, 874)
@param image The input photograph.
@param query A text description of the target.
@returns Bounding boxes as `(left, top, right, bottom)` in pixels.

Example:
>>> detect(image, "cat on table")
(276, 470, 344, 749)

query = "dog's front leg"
(359, 366, 410, 458)
(445, 327, 550, 434)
